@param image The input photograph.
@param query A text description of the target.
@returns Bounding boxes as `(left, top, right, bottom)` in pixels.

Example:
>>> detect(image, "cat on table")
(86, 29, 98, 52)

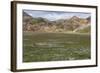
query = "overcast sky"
(23, 10, 91, 21)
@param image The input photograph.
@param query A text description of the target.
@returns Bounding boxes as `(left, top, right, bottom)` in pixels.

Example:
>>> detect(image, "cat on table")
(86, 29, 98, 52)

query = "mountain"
(23, 12, 91, 33)
(86, 16, 91, 22)
(23, 12, 33, 31)
(23, 11, 33, 22)
(54, 16, 89, 31)
(70, 16, 80, 20)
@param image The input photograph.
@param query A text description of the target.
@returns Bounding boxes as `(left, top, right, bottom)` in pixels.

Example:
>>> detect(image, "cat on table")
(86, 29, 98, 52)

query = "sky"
(23, 10, 91, 21)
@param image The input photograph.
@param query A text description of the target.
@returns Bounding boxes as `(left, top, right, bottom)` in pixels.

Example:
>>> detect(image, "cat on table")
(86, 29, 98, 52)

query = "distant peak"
(86, 16, 91, 21)
(71, 16, 79, 20)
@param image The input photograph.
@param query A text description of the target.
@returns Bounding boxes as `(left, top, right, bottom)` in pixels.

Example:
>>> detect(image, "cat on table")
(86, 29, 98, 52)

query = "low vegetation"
(23, 32, 90, 62)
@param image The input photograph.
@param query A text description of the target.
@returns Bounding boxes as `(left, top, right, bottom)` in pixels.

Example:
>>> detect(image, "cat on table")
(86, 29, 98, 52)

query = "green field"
(23, 32, 91, 62)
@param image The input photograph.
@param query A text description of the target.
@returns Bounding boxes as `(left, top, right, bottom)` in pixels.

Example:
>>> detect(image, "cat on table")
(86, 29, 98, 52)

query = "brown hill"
(23, 12, 90, 33)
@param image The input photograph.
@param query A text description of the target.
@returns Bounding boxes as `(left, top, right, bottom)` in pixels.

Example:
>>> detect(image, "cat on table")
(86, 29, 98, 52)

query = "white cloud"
(24, 10, 91, 21)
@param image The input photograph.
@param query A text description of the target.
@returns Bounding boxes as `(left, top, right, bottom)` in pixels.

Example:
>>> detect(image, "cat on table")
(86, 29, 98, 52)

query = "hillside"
(23, 12, 91, 33)
(76, 25, 91, 33)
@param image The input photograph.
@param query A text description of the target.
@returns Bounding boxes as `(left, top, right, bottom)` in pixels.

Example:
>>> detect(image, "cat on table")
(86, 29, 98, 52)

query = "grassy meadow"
(23, 32, 91, 62)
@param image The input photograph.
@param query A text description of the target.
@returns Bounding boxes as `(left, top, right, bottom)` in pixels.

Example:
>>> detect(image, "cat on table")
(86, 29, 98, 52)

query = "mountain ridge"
(23, 11, 91, 33)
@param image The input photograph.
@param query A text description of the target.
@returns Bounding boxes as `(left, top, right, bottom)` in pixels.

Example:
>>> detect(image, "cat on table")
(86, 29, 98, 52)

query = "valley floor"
(23, 32, 91, 62)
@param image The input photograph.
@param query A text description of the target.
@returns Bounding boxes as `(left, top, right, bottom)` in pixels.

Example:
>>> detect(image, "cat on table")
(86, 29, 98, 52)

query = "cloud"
(23, 10, 91, 21)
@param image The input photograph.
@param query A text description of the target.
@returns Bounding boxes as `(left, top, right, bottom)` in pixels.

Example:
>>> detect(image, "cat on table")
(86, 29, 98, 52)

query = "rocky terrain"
(23, 11, 91, 33)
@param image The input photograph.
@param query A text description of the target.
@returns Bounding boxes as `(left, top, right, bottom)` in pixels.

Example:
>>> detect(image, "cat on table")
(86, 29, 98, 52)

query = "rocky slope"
(23, 12, 91, 33)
